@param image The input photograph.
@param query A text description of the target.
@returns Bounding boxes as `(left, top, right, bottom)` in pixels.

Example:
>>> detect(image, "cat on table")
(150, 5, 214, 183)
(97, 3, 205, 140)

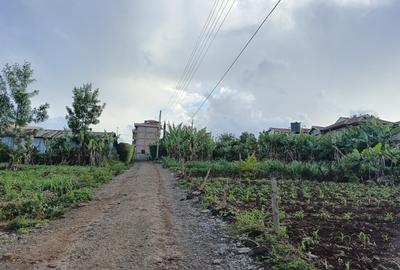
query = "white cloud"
(2, 0, 399, 140)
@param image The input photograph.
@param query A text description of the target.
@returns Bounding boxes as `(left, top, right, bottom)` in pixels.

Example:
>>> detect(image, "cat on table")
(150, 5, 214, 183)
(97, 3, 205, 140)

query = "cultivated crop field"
(0, 162, 125, 232)
(167, 160, 400, 270)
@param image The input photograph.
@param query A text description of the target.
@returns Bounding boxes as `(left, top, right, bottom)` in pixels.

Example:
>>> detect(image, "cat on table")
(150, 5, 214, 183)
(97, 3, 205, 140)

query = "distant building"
(132, 120, 161, 160)
(1, 127, 115, 153)
(268, 122, 310, 134)
(268, 115, 400, 136)
(316, 115, 397, 134)
(309, 126, 325, 135)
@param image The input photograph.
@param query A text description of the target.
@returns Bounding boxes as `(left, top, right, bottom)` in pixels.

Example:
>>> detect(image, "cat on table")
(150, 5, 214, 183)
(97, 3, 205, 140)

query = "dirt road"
(0, 162, 255, 270)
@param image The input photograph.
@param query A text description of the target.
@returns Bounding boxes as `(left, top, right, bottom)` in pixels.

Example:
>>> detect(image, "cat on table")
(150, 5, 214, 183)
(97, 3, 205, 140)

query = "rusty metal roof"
(20, 127, 114, 138)
(320, 115, 395, 133)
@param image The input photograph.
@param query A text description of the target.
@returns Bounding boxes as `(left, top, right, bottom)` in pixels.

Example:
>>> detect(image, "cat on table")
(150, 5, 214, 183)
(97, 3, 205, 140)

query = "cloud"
(1, 0, 399, 141)
(39, 116, 67, 130)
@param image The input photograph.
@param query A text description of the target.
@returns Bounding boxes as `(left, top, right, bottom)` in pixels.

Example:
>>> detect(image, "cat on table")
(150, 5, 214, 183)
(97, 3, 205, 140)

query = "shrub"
(240, 154, 257, 179)
(235, 209, 269, 233)
(0, 142, 10, 162)
(149, 143, 167, 160)
(162, 157, 180, 170)
(117, 143, 134, 164)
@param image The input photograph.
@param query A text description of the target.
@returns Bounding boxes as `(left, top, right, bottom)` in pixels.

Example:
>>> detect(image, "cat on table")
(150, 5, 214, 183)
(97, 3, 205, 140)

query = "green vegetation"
(160, 119, 400, 183)
(0, 62, 131, 168)
(162, 119, 400, 269)
(161, 123, 214, 161)
(168, 168, 400, 269)
(0, 142, 9, 162)
(0, 62, 131, 235)
(64, 83, 118, 166)
(0, 62, 50, 169)
(117, 142, 135, 164)
(0, 162, 126, 232)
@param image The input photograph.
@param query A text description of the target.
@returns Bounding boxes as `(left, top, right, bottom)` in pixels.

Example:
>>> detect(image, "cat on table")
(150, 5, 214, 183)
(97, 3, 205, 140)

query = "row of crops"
(160, 120, 400, 269)
(159, 119, 400, 184)
(0, 161, 126, 232)
(164, 160, 400, 270)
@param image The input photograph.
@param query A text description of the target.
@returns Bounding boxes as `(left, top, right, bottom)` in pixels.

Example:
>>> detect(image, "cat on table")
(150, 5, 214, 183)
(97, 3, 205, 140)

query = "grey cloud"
(0, 0, 399, 141)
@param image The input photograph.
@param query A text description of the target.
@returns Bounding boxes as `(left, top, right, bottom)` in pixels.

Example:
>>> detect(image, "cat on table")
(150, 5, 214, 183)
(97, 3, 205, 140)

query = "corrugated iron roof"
(20, 127, 114, 138)
(320, 115, 395, 133)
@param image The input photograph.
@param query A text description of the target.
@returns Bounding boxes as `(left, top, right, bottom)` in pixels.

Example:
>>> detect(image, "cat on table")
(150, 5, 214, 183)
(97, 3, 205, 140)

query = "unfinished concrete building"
(132, 120, 161, 160)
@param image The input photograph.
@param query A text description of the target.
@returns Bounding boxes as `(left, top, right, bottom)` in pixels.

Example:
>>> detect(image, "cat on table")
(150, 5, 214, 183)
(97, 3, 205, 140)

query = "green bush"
(149, 143, 167, 160)
(117, 143, 134, 164)
(0, 142, 10, 162)
(240, 154, 257, 179)
(162, 157, 180, 170)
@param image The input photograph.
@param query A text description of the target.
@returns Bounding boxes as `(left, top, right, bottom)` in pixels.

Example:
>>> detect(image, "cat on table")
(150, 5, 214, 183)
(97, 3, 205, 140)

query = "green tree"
(162, 124, 214, 161)
(213, 133, 240, 161)
(0, 62, 49, 169)
(238, 132, 257, 160)
(66, 83, 105, 134)
(0, 62, 49, 132)
(65, 83, 107, 165)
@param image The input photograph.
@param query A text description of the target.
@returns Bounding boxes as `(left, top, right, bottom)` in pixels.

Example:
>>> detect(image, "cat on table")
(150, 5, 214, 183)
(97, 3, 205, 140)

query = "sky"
(1, 0, 399, 142)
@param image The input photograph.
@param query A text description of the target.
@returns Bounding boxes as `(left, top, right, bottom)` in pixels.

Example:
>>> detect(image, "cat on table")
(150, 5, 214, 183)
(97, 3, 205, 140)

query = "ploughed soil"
(0, 162, 256, 270)
(285, 201, 400, 270)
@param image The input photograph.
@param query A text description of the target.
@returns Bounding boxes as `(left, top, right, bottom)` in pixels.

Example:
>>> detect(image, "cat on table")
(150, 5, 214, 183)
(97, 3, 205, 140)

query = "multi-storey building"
(132, 120, 161, 160)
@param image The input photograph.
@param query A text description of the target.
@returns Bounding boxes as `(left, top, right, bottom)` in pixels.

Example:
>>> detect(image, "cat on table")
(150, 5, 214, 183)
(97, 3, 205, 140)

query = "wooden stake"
(199, 168, 211, 191)
(271, 177, 280, 235)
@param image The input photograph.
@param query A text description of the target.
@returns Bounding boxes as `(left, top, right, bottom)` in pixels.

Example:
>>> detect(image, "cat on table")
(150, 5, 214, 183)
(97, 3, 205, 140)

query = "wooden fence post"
(271, 177, 280, 235)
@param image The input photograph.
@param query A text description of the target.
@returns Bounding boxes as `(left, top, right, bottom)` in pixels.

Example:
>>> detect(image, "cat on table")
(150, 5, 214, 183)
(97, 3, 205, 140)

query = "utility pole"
(163, 121, 166, 139)
(156, 110, 162, 159)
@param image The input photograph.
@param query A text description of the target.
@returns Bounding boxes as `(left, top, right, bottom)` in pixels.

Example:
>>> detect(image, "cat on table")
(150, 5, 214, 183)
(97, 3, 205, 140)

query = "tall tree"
(66, 83, 106, 164)
(0, 62, 49, 169)
(0, 62, 49, 133)
(66, 83, 105, 134)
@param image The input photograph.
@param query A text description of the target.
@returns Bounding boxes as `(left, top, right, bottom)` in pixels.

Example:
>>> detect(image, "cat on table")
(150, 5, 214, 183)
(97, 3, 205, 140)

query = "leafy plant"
(235, 209, 268, 233)
(117, 143, 135, 164)
(240, 153, 257, 179)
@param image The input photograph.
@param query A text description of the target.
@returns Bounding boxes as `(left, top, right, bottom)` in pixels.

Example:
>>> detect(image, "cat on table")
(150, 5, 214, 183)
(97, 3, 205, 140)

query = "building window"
(141, 149, 145, 154)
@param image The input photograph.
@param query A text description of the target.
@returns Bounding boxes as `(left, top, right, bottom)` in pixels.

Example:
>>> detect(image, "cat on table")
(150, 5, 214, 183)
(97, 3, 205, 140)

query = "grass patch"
(0, 161, 127, 232)
(7, 217, 47, 233)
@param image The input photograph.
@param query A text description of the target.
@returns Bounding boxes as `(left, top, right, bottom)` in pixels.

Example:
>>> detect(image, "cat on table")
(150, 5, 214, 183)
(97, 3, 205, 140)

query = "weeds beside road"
(0, 162, 126, 232)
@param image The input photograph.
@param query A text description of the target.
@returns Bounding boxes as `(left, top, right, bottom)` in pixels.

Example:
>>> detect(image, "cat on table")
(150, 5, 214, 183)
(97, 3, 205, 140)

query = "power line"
(191, 0, 283, 121)
(170, 0, 230, 108)
(167, 0, 219, 107)
(171, 0, 236, 109)
(178, 0, 230, 91)
(175, 0, 219, 91)
(166, 0, 220, 108)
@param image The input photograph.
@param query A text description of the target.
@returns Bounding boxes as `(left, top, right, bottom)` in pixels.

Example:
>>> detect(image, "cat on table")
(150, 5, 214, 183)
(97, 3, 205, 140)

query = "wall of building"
(1, 136, 48, 153)
(133, 125, 160, 160)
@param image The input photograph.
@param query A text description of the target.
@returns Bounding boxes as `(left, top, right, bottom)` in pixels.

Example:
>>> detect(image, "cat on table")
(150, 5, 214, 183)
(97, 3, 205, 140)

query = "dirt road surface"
(0, 162, 256, 270)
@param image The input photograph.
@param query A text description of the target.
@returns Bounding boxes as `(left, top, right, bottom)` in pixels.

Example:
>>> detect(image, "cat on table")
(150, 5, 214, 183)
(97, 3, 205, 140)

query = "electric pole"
(156, 110, 162, 159)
